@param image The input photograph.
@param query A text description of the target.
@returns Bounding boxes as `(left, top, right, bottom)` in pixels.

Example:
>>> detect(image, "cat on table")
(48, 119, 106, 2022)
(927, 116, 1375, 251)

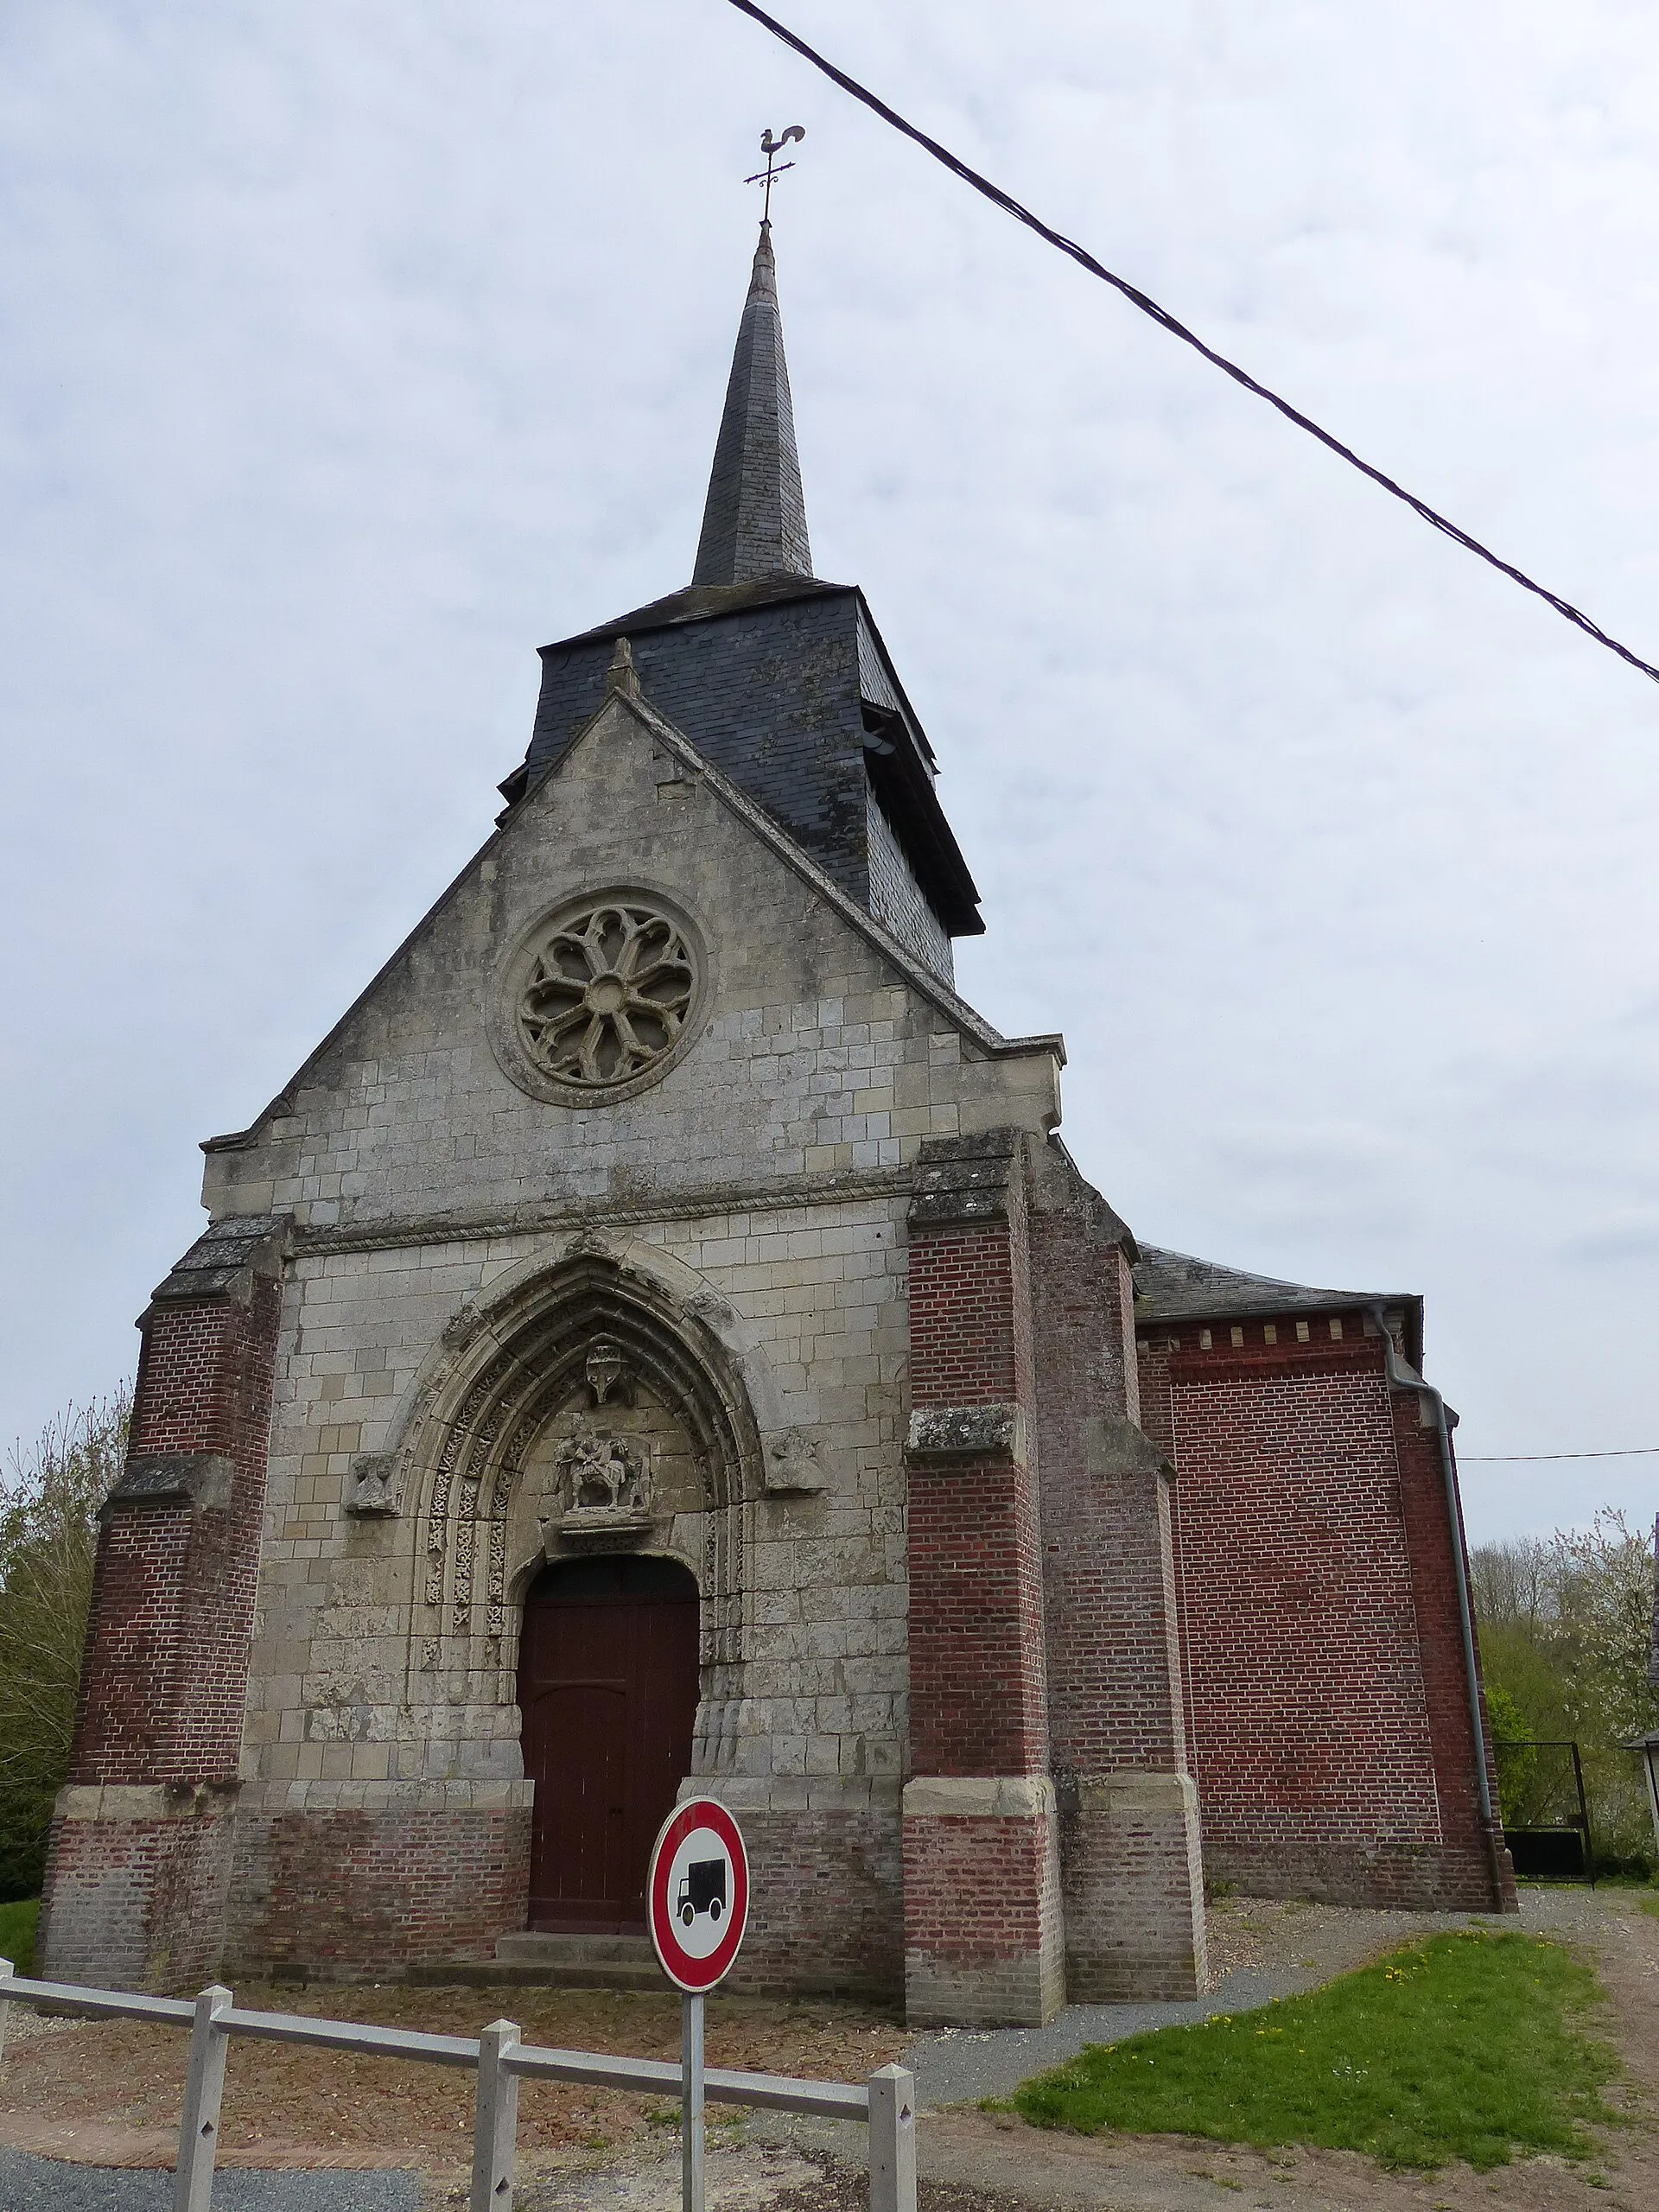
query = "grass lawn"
(1013, 1930, 1621, 2171)
(0, 1898, 38, 1977)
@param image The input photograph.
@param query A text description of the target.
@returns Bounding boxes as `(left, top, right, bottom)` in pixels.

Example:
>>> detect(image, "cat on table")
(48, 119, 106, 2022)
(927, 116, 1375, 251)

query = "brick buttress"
(38, 1216, 289, 1989)
(902, 1133, 1065, 2025)
(1027, 1141, 1207, 1999)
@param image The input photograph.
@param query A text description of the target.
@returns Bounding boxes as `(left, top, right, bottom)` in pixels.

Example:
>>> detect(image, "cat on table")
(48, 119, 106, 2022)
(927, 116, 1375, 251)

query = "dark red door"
(518, 1554, 700, 1930)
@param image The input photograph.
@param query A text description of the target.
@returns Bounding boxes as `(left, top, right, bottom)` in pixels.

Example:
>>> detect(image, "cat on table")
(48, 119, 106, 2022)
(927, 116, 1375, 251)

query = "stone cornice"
(288, 1163, 918, 1258)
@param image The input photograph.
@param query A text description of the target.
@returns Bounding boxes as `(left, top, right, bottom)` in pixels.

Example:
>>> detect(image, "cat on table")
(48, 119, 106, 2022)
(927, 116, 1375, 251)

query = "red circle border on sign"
(646, 1798, 750, 1993)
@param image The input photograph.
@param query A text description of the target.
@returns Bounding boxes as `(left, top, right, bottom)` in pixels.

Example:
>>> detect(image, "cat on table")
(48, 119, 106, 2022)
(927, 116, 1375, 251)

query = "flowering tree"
(1550, 1510, 1659, 1746)
(1472, 1509, 1659, 1869)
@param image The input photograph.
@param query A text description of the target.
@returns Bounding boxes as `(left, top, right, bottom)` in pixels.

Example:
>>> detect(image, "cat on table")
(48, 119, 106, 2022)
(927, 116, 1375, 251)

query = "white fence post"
(471, 2017, 521, 2212)
(867, 2063, 917, 2212)
(0, 1957, 12, 2065)
(174, 1983, 232, 2212)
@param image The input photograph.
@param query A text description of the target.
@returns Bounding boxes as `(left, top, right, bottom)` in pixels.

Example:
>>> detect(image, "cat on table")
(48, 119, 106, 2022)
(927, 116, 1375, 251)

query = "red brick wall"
(906, 1225, 1022, 1407)
(1142, 1312, 1504, 1908)
(903, 1810, 1057, 1973)
(907, 1454, 1049, 1777)
(46, 1239, 285, 1988)
(1392, 1398, 1511, 1902)
(906, 1154, 1048, 1779)
(228, 1807, 532, 1975)
(1031, 1180, 1184, 1776)
(1026, 1146, 1205, 1999)
(40, 1806, 238, 1989)
(70, 1507, 194, 1781)
(903, 1134, 1063, 2023)
(722, 1809, 902, 2000)
(70, 1275, 282, 1786)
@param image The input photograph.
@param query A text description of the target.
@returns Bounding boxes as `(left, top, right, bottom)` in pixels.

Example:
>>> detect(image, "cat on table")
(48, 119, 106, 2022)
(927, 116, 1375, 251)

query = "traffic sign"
(646, 1797, 750, 1993)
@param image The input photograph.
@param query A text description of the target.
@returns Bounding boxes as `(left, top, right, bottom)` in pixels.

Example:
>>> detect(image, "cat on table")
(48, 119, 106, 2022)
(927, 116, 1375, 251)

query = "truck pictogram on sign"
(677, 1858, 727, 1927)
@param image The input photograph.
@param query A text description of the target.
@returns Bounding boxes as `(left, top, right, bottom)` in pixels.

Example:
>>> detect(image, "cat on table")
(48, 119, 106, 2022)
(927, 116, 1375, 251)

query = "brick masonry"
(229, 1802, 533, 1976)
(900, 1134, 1065, 2025)
(42, 1224, 284, 1986)
(1028, 1144, 1207, 1999)
(1141, 1313, 1512, 1911)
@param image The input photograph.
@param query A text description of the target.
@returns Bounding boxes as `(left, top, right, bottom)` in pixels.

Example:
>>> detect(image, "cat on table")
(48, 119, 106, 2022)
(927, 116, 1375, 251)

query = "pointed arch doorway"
(518, 1554, 700, 1931)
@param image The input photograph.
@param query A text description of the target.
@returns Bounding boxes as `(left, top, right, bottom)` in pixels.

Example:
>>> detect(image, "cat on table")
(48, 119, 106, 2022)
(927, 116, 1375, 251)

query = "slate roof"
(549, 574, 849, 652)
(1134, 1243, 1422, 1361)
(692, 226, 812, 588)
(510, 228, 982, 950)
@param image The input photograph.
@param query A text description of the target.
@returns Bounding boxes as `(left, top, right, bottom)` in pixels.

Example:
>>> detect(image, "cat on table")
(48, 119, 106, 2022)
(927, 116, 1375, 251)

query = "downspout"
(1366, 1304, 1510, 1910)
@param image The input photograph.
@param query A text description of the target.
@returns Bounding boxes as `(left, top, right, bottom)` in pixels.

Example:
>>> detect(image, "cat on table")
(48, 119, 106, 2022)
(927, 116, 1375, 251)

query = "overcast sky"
(3, 1, 1657, 1542)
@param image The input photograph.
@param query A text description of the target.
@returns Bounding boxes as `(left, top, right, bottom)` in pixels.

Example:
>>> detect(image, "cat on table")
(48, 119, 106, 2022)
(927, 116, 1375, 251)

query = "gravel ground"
(0, 2149, 418, 2210)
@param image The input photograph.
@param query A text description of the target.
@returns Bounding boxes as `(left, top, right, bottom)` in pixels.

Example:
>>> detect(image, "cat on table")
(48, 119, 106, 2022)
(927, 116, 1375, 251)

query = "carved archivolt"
(402, 1253, 760, 1683)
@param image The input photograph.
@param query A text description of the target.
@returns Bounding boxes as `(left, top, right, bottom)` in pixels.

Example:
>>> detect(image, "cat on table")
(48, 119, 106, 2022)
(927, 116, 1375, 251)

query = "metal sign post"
(681, 1991, 705, 2212)
(647, 1797, 752, 2212)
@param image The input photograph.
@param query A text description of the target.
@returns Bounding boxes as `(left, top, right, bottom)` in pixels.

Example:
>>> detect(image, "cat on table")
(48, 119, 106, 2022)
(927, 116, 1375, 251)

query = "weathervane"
(746, 125, 805, 225)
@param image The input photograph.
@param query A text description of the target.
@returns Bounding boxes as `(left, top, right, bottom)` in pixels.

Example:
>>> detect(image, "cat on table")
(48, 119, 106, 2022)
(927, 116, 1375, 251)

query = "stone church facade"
(40, 227, 1515, 2024)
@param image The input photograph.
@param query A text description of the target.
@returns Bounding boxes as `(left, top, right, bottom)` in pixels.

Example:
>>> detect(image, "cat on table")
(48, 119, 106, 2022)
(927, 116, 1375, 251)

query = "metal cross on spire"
(745, 125, 804, 224)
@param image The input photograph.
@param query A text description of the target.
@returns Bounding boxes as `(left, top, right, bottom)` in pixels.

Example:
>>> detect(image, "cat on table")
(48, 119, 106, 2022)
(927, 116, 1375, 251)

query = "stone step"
(496, 1929, 658, 1967)
(405, 1929, 669, 1992)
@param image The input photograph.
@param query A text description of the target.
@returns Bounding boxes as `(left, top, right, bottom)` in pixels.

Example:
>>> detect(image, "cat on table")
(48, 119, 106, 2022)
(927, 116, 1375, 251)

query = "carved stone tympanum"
(545, 1423, 656, 1541)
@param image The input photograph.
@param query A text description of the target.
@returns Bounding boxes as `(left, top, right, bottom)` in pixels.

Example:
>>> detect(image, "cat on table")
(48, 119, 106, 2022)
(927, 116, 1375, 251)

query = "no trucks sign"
(647, 1797, 750, 1993)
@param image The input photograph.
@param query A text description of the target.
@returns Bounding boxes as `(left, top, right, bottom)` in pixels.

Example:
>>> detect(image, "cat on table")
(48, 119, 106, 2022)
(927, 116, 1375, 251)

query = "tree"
(1472, 1509, 1659, 1872)
(0, 1393, 128, 1898)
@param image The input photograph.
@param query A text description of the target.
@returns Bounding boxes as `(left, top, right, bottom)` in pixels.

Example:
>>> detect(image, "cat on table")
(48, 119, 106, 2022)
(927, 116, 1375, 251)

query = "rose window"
(516, 903, 696, 1089)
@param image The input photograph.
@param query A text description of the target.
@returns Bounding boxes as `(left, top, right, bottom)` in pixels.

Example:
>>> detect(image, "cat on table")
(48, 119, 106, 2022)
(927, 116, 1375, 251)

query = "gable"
(202, 683, 1059, 1230)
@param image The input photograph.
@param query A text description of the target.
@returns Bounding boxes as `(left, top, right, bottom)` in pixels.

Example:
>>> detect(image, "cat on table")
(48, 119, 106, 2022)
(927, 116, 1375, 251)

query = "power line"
(725, 0, 1659, 690)
(1459, 1446, 1659, 1463)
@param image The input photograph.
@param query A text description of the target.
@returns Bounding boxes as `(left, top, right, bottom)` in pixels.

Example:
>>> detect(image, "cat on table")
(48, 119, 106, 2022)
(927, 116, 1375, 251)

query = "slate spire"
(691, 225, 813, 587)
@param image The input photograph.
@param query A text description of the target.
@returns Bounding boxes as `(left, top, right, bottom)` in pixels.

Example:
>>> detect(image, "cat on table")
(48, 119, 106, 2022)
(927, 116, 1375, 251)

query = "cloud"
(1558, 1211, 1659, 1265)
(3, 1, 1659, 1543)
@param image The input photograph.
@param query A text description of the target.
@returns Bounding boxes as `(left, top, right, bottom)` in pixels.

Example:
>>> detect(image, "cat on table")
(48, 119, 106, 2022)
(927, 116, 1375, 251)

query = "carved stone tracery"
(518, 903, 695, 1090)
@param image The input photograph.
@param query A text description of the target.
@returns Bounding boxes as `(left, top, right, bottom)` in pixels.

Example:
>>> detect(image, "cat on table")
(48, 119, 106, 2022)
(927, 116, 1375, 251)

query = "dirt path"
(0, 1984, 905, 2190)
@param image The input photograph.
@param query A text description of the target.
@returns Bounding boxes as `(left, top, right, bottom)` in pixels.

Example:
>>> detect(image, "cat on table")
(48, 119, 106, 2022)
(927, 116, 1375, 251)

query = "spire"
(691, 226, 813, 587)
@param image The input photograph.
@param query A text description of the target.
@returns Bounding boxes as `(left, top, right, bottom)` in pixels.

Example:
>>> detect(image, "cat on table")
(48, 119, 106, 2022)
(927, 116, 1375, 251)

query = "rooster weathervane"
(745, 125, 805, 224)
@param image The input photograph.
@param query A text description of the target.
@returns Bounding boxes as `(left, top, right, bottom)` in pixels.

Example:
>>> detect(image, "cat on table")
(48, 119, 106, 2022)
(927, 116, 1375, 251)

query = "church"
(40, 224, 1515, 2024)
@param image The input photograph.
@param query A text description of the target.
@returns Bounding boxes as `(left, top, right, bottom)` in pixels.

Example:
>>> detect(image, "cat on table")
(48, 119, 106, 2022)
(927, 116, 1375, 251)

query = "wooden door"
(518, 1554, 700, 1930)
